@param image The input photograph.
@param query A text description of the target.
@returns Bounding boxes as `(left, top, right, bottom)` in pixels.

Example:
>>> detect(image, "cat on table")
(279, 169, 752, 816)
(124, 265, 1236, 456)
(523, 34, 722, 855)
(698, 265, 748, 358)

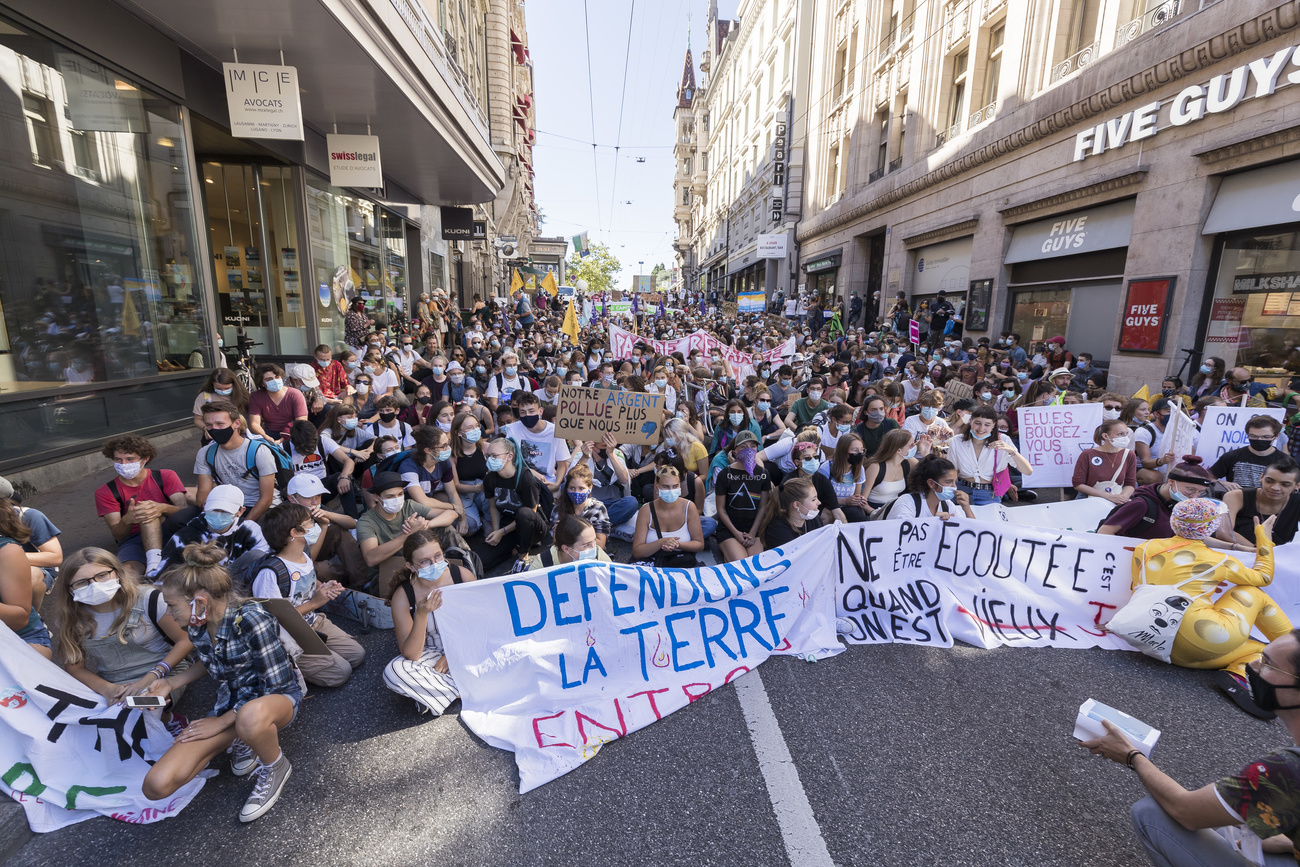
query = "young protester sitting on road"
(948, 407, 1033, 506)
(384, 530, 474, 716)
(251, 503, 364, 689)
(194, 401, 280, 523)
(764, 477, 822, 549)
(5, 484, 62, 614)
(285, 420, 356, 516)
(817, 432, 869, 521)
(1, 502, 52, 657)
(192, 369, 248, 441)
(884, 454, 976, 521)
(1083, 629, 1300, 866)
(398, 425, 472, 535)
(818, 402, 857, 460)
(714, 431, 775, 563)
(1072, 419, 1138, 506)
(902, 389, 951, 443)
(530, 514, 613, 569)
(1224, 456, 1300, 549)
(1097, 456, 1217, 541)
(1212, 414, 1283, 492)
(312, 343, 349, 402)
(358, 395, 416, 449)
(551, 464, 611, 550)
(357, 471, 454, 597)
(140, 542, 300, 823)
(158, 484, 271, 579)
(472, 437, 549, 575)
(631, 465, 705, 567)
(52, 547, 192, 734)
(283, 474, 365, 587)
(853, 394, 900, 457)
(860, 430, 920, 515)
(248, 363, 308, 445)
(503, 391, 571, 497)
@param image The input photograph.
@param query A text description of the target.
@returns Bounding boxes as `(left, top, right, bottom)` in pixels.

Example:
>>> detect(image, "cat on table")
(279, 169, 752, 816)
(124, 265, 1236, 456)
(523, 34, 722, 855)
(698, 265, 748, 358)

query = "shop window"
(1009, 288, 1072, 348)
(1204, 229, 1300, 380)
(22, 92, 57, 168)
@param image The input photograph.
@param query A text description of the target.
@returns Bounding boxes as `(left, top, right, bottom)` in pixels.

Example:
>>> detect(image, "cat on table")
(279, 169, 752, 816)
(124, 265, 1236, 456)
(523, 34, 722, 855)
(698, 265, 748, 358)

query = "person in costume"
(1132, 497, 1291, 717)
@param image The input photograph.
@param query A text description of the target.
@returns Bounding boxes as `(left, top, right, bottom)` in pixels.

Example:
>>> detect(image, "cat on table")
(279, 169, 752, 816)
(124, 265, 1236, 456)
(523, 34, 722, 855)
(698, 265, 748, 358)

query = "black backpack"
(372, 448, 414, 477)
(1097, 487, 1162, 532)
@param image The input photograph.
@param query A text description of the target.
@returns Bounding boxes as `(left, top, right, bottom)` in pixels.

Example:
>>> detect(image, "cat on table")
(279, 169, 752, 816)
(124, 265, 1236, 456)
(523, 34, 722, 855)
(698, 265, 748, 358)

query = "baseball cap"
(205, 484, 244, 514)
(287, 474, 329, 498)
(732, 430, 760, 449)
(288, 363, 319, 388)
(0, 476, 13, 500)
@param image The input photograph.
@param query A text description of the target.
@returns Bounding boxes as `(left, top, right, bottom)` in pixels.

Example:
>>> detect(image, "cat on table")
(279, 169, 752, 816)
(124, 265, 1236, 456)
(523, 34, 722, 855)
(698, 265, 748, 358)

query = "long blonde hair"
(51, 548, 139, 666)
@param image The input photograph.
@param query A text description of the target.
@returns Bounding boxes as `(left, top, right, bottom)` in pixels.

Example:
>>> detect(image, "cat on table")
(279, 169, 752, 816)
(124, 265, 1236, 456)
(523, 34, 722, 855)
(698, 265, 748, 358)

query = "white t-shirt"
(503, 420, 572, 484)
(819, 422, 853, 452)
(647, 383, 678, 412)
(903, 414, 948, 440)
(356, 419, 415, 449)
(1133, 423, 1164, 456)
(947, 434, 1014, 483)
(783, 299, 798, 316)
(886, 492, 952, 520)
(392, 347, 421, 376)
(369, 367, 400, 394)
(289, 434, 341, 479)
(252, 554, 320, 625)
(485, 373, 533, 403)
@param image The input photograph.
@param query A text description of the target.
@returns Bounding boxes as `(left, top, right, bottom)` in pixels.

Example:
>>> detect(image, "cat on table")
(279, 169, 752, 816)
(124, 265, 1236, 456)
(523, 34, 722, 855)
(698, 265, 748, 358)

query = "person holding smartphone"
(51, 547, 193, 734)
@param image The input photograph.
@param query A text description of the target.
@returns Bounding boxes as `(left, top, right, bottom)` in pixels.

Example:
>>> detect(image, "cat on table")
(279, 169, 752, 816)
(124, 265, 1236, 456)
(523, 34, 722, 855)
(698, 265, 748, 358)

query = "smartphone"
(125, 694, 166, 709)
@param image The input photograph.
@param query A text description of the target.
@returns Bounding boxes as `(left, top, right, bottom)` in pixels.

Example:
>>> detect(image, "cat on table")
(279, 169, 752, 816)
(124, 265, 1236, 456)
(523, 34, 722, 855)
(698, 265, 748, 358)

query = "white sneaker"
(239, 756, 291, 823)
(835, 617, 857, 635)
(228, 738, 257, 777)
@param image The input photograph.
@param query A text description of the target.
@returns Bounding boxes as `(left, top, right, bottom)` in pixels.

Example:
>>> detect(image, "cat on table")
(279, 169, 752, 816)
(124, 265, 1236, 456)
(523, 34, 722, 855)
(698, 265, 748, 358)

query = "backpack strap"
(400, 580, 417, 617)
(106, 478, 125, 513)
(205, 442, 221, 483)
(264, 556, 293, 597)
(145, 588, 174, 645)
(649, 498, 664, 538)
(540, 548, 554, 568)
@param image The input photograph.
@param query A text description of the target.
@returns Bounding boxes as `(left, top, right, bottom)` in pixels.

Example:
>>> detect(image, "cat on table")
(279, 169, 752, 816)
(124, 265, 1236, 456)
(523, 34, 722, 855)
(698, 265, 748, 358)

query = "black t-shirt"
(1233, 489, 1300, 545)
(484, 469, 542, 517)
(1211, 447, 1278, 489)
(764, 513, 822, 549)
(802, 470, 840, 513)
(456, 448, 488, 484)
(855, 418, 900, 457)
(714, 465, 773, 533)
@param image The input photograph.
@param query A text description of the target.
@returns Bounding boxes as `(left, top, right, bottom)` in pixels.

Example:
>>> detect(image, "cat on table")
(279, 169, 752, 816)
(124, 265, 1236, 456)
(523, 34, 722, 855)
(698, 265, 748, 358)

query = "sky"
(528, 0, 737, 292)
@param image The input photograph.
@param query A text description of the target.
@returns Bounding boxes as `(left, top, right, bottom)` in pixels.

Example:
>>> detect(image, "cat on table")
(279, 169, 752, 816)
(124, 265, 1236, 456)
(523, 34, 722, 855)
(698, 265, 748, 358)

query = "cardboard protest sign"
(1155, 408, 1198, 474)
(1195, 406, 1285, 461)
(437, 533, 842, 792)
(555, 385, 667, 446)
(942, 380, 973, 411)
(1017, 403, 1103, 488)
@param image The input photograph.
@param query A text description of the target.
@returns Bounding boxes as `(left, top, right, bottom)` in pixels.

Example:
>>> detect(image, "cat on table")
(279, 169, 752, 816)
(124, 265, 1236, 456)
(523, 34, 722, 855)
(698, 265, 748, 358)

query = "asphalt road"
(5, 437, 1289, 866)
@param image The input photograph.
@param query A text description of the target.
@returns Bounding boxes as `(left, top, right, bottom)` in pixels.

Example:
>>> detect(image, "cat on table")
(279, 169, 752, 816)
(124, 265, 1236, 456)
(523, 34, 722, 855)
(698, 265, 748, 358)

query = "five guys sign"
(1117, 277, 1176, 353)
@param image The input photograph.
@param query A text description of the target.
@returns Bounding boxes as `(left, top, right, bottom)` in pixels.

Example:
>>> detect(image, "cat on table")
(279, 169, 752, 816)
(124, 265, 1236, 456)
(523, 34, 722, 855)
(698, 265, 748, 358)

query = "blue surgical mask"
(935, 485, 957, 502)
(430, 366, 444, 376)
(657, 487, 681, 504)
(729, 412, 744, 426)
(505, 365, 517, 376)
(204, 511, 236, 531)
(801, 458, 820, 474)
(556, 366, 568, 377)
(343, 418, 358, 430)
(417, 560, 448, 582)
(757, 400, 771, 413)
(921, 407, 938, 421)
(575, 546, 599, 561)
(972, 431, 990, 441)
(486, 456, 506, 472)
(316, 358, 330, 367)
(838, 422, 852, 434)
(463, 428, 482, 443)
(1199, 365, 1212, 375)
(436, 448, 452, 462)
(905, 447, 918, 460)
(1017, 372, 1029, 382)
(1170, 486, 1189, 503)
(265, 378, 283, 393)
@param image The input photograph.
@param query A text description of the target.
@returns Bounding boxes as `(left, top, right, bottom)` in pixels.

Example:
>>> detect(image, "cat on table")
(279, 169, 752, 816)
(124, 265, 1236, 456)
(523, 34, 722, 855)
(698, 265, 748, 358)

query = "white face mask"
(1110, 435, 1132, 449)
(72, 578, 121, 606)
(303, 524, 323, 545)
(113, 461, 142, 479)
(381, 496, 404, 513)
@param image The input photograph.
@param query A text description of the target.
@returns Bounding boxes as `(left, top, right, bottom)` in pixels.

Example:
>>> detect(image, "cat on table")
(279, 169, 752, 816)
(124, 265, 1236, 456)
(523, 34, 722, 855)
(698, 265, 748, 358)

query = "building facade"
(794, 0, 1300, 394)
(673, 0, 816, 305)
(0, 0, 539, 473)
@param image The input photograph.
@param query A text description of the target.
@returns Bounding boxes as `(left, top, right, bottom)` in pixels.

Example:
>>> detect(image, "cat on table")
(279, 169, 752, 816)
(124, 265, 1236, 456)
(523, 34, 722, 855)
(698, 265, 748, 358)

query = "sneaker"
(510, 559, 531, 574)
(164, 712, 189, 738)
(228, 738, 258, 777)
(835, 617, 857, 636)
(1214, 670, 1276, 720)
(239, 756, 292, 823)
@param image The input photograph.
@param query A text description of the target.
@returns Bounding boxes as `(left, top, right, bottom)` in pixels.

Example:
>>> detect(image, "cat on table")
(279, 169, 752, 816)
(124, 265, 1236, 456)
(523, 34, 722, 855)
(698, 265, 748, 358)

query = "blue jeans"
(700, 515, 718, 538)
(462, 491, 488, 536)
(604, 495, 640, 528)
(959, 482, 997, 506)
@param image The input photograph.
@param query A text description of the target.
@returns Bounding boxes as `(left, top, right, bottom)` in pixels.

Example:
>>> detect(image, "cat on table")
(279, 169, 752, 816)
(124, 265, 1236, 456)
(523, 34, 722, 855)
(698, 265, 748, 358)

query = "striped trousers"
(383, 649, 459, 716)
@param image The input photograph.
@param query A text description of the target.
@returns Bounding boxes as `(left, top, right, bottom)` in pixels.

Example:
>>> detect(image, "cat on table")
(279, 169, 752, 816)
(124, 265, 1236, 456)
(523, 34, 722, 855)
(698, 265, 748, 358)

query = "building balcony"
(888, 155, 903, 172)
(968, 101, 996, 129)
(935, 121, 962, 148)
(1116, 0, 1183, 48)
(1051, 40, 1101, 84)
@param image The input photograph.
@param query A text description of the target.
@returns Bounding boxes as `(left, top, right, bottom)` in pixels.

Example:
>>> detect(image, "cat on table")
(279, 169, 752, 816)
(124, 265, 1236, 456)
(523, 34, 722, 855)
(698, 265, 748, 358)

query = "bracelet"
(1124, 749, 1142, 770)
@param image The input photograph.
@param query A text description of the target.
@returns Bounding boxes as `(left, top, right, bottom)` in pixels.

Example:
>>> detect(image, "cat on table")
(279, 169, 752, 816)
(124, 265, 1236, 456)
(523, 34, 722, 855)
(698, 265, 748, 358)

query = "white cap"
(288, 363, 319, 388)
(205, 484, 244, 514)
(287, 474, 330, 498)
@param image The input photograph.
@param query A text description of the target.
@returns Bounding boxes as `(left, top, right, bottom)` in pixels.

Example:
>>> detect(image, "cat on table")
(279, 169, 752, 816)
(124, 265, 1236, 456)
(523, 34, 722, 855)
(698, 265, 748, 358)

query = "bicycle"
(229, 334, 261, 393)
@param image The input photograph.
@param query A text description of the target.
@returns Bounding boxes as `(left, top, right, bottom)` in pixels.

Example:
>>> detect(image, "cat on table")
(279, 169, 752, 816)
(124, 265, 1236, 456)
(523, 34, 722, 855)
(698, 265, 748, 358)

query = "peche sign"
(1074, 46, 1300, 162)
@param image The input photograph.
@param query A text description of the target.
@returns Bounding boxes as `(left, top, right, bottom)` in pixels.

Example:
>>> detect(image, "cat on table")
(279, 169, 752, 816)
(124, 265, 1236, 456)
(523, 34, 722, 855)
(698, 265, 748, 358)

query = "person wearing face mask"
(251, 503, 363, 688)
(397, 427, 472, 534)
(284, 474, 364, 586)
(357, 472, 449, 597)
(416, 352, 451, 401)
(52, 547, 193, 733)
(854, 395, 901, 456)
(713, 431, 775, 563)
(502, 392, 571, 496)
(484, 350, 533, 411)
(947, 408, 1032, 505)
(473, 437, 549, 574)
(902, 390, 951, 444)
(157, 484, 271, 579)
(750, 387, 788, 444)
(95, 435, 193, 578)
(390, 336, 423, 393)
(1219, 366, 1263, 405)
(1072, 420, 1138, 505)
(818, 403, 857, 459)
(764, 477, 823, 549)
(816, 433, 870, 521)
(441, 360, 471, 404)
(711, 399, 762, 458)
(785, 377, 831, 430)
(882, 454, 975, 520)
(646, 364, 679, 412)
(548, 464, 614, 548)
(357, 395, 415, 449)
(765, 364, 796, 413)
(248, 363, 308, 445)
(1083, 629, 1300, 864)
(194, 402, 282, 524)
(194, 369, 249, 438)
(1098, 456, 1215, 539)
(1122, 398, 1172, 487)
(632, 465, 705, 567)
(360, 350, 400, 399)
(1225, 457, 1300, 551)
(1212, 415, 1283, 492)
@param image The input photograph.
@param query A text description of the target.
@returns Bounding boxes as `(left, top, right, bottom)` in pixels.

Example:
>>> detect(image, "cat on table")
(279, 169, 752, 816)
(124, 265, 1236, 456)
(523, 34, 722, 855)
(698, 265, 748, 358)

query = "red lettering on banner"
(575, 701, 628, 743)
(628, 687, 671, 720)
(724, 666, 751, 683)
(682, 682, 714, 703)
(532, 711, 573, 749)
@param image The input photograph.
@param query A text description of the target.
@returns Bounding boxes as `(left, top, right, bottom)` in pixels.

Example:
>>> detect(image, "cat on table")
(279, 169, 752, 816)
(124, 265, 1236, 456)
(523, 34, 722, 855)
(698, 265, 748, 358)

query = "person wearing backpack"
(251, 503, 364, 688)
(884, 454, 977, 521)
(157, 485, 271, 579)
(529, 514, 612, 569)
(51, 547, 192, 735)
(356, 395, 415, 449)
(1098, 456, 1216, 540)
(194, 401, 281, 522)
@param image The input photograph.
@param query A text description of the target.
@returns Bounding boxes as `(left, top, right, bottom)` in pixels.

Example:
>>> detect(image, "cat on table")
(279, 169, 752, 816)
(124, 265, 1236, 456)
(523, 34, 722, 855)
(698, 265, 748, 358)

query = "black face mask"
(378, 411, 397, 423)
(208, 426, 235, 445)
(417, 396, 432, 405)
(847, 453, 864, 466)
(520, 413, 542, 428)
(1247, 664, 1300, 711)
(1249, 438, 1275, 453)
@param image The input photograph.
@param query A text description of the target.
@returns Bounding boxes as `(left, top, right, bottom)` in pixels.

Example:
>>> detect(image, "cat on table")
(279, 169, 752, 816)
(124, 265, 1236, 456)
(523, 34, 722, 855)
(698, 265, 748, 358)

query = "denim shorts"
(116, 532, 147, 566)
(18, 609, 50, 648)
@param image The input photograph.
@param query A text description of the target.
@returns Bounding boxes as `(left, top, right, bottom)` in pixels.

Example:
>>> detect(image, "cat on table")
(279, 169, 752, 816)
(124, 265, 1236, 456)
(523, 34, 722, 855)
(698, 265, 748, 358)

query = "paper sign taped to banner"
(436, 535, 842, 792)
(1017, 403, 1104, 488)
(1195, 406, 1284, 461)
(555, 385, 667, 446)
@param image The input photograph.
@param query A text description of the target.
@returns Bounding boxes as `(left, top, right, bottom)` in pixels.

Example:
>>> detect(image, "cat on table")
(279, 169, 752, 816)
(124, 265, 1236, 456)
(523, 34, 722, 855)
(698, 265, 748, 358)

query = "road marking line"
(734, 668, 836, 867)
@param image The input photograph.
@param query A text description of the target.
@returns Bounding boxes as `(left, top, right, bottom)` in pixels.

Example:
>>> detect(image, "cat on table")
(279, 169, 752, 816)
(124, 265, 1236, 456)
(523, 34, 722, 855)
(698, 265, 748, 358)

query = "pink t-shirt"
(248, 388, 308, 439)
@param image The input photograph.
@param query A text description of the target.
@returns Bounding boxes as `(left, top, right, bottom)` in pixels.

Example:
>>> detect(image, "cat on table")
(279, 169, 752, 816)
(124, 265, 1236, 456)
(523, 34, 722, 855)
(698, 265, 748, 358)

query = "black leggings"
(472, 507, 549, 571)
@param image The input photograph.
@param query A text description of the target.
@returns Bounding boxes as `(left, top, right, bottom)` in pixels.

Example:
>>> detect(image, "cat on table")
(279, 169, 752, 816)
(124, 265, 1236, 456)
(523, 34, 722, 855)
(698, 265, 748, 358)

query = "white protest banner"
(437, 534, 842, 792)
(1196, 406, 1285, 461)
(833, 519, 1135, 650)
(555, 385, 667, 446)
(1156, 407, 1198, 474)
(971, 496, 1114, 532)
(608, 324, 704, 360)
(0, 625, 206, 832)
(1018, 403, 1104, 488)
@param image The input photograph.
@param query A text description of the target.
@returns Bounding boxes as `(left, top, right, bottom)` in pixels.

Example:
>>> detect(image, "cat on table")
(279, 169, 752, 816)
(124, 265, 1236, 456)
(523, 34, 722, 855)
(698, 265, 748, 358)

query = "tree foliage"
(565, 242, 622, 295)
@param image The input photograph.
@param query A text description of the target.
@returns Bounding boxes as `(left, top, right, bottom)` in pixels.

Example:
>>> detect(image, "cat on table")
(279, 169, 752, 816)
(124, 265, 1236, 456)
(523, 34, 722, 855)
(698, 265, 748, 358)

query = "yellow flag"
(542, 270, 558, 297)
(510, 269, 523, 292)
(121, 289, 141, 338)
(562, 296, 580, 346)
(1132, 384, 1150, 402)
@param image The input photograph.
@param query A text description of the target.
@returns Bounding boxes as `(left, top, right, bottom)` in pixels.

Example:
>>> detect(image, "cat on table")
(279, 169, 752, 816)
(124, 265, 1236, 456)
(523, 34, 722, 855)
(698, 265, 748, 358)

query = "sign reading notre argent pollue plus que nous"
(223, 63, 303, 140)
(327, 135, 383, 188)
(555, 386, 666, 447)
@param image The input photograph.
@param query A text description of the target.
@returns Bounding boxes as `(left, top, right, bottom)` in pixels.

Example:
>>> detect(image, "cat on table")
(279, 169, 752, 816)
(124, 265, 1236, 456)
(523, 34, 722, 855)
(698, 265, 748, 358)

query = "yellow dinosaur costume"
(1132, 500, 1290, 678)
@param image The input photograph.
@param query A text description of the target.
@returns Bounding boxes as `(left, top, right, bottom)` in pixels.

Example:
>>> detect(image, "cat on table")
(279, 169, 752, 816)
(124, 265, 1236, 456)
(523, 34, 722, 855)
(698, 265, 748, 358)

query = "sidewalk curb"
(0, 797, 31, 864)
(4, 425, 195, 499)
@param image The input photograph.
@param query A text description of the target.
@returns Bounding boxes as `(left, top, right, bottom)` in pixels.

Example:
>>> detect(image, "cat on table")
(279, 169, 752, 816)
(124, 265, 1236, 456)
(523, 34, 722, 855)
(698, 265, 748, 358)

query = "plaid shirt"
(189, 601, 297, 716)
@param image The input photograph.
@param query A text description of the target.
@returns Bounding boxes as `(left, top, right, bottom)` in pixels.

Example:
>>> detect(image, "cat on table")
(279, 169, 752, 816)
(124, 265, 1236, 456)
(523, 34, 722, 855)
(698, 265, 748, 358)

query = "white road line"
(734, 668, 836, 867)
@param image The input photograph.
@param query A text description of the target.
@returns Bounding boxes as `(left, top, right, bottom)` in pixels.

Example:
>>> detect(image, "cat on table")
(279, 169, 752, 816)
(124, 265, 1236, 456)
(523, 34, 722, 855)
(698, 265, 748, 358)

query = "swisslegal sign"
(1073, 46, 1300, 163)
(327, 134, 383, 187)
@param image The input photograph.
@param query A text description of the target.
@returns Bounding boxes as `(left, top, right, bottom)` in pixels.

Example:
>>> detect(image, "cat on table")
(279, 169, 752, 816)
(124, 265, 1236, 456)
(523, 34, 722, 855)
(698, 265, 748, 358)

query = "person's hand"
(1081, 719, 1137, 764)
(416, 586, 443, 616)
(989, 439, 1014, 452)
(1108, 492, 1131, 506)
(1220, 480, 1242, 492)
(741, 532, 756, 548)
(338, 476, 352, 494)
(1258, 514, 1277, 543)
(917, 434, 933, 455)
(99, 681, 131, 704)
(455, 515, 469, 536)
(485, 528, 506, 546)
(1006, 484, 1020, 503)
(175, 714, 231, 743)
(660, 536, 680, 551)
(1159, 452, 1176, 467)
(952, 490, 971, 508)
(433, 655, 450, 675)
(310, 506, 330, 524)
(601, 433, 618, 450)
(313, 581, 344, 605)
(144, 676, 175, 700)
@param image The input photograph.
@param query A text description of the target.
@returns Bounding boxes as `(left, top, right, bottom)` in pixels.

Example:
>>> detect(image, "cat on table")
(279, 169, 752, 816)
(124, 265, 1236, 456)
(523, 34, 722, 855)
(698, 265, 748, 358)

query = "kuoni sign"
(327, 134, 383, 187)
(1117, 277, 1176, 353)
(222, 63, 303, 140)
(555, 385, 667, 446)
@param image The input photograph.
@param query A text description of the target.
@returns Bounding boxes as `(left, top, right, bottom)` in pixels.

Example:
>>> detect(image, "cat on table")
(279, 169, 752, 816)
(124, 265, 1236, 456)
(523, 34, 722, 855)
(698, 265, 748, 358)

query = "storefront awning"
(1005, 200, 1135, 264)
(1203, 161, 1300, 235)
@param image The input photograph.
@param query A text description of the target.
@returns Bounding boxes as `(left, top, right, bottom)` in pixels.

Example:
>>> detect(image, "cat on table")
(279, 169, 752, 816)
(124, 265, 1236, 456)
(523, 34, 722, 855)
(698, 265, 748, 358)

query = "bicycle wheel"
(235, 368, 255, 393)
